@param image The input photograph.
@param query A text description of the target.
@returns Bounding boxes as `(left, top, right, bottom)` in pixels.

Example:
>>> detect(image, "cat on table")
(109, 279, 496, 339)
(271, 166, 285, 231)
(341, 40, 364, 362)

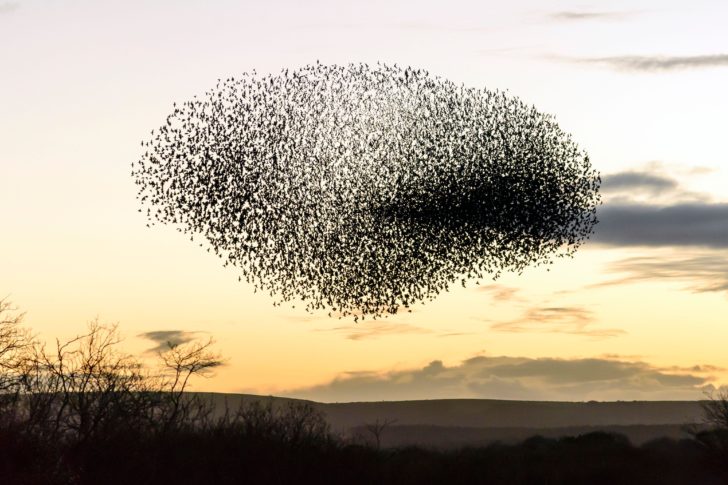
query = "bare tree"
(22, 319, 149, 442)
(362, 417, 398, 450)
(691, 388, 728, 469)
(277, 400, 331, 446)
(0, 297, 32, 426)
(157, 337, 224, 428)
(701, 389, 728, 431)
(1, 297, 230, 446)
(232, 398, 331, 446)
(0, 297, 30, 387)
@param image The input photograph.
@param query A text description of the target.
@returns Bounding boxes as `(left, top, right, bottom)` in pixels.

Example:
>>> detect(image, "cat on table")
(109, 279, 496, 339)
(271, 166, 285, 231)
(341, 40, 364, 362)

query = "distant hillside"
(195, 393, 706, 447)
(315, 398, 704, 429)
(358, 424, 699, 448)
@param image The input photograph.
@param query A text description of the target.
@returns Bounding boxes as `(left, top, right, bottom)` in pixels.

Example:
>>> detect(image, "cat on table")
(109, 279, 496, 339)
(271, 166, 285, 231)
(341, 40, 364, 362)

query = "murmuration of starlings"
(132, 62, 601, 321)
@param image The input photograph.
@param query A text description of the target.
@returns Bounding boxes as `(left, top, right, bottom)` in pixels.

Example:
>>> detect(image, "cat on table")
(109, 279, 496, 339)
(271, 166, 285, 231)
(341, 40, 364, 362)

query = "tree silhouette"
(157, 337, 224, 428)
(0, 297, 28, 393)
(693, 389, 728, 470)
(363, 417, 398, 450)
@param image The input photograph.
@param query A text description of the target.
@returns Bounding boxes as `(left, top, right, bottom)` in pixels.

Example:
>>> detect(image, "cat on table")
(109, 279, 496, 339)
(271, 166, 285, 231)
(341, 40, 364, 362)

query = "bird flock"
(132, 62, 601, 320)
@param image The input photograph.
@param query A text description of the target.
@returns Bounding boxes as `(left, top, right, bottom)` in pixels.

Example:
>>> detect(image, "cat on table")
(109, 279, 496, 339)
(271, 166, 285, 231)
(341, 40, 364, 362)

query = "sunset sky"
(2, 0, 727, 402)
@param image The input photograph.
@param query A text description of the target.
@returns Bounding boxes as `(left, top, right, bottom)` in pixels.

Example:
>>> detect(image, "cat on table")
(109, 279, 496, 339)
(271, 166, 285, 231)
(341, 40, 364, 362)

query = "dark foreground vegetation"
(5, 411, 728, 485)
(3, 298, 728, 484)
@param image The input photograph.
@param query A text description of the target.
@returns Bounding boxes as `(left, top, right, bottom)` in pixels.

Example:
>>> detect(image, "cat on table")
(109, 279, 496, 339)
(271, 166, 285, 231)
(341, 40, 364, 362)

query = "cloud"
(594, 166, 727, 249)
(318, 322, 432, 341)
(573, 54, 728, 72)
(491, 306, 624, 338)
(438, 332, 474, 338)
(550, 11, 634, 21)
(0, 2, 19, 14)
(285, 355, 713, 402)
(663, 364, 724, 374)
(593, 253, 728, 294)
(599, 166, 710, 205)
(138, 330, 200, 353)
(477, 284, 523, 302)
(595, 203, 728, 248)
(593, 169, 728, 293)
(601, 171, 678, 195)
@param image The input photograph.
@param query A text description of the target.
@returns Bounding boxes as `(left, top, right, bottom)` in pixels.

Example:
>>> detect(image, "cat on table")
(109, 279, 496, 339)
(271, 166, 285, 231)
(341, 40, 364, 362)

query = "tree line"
(3, 297, 728, 484)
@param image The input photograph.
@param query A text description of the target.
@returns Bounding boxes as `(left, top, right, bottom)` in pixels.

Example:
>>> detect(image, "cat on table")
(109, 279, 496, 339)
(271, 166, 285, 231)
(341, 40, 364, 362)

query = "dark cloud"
(550, 11, 634, 21)
(0, 2, 19, 14)
(593, 254, 728, 294)
(599, 166, 710, 205)
(491, 306, 624, 338)
(319, 322, 431, 341)
(594, 167, 726, 249)
(574, 54, 728, 72)
(138, 330, 200, 353)
(595, 203, 728, 248)
(601, 171, 678, 195)
(286, 355, 712, 402)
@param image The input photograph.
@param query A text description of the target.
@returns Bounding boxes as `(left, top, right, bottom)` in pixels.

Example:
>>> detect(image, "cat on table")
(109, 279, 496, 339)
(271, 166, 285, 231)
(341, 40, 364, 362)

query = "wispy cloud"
(477, 284, 523, 302)
(438, 331, 474, 338)
(593, 253, 728, 294)
(0, 2, 19, 14)
(662, 364, 724, 374)
(550, 11, 635, 22)
(572, 54, 728, 72)
(319, 322, 432, 341)
(286, 354, 712, 402)
(491, 306, 624, 338)
(138, 329, 201, 353)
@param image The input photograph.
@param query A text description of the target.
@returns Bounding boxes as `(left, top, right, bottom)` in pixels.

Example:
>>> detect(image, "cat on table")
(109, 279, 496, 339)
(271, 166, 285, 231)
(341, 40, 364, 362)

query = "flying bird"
(132, 63, 601, 320)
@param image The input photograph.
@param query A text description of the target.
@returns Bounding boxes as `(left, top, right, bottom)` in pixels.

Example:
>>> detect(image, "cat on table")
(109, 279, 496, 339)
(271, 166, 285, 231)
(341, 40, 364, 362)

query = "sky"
(1, 0, 727, 402)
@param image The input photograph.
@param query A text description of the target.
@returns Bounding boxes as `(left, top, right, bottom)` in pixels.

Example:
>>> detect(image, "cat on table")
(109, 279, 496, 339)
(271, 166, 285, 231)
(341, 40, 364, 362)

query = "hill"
(197, 393, 706, 447)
